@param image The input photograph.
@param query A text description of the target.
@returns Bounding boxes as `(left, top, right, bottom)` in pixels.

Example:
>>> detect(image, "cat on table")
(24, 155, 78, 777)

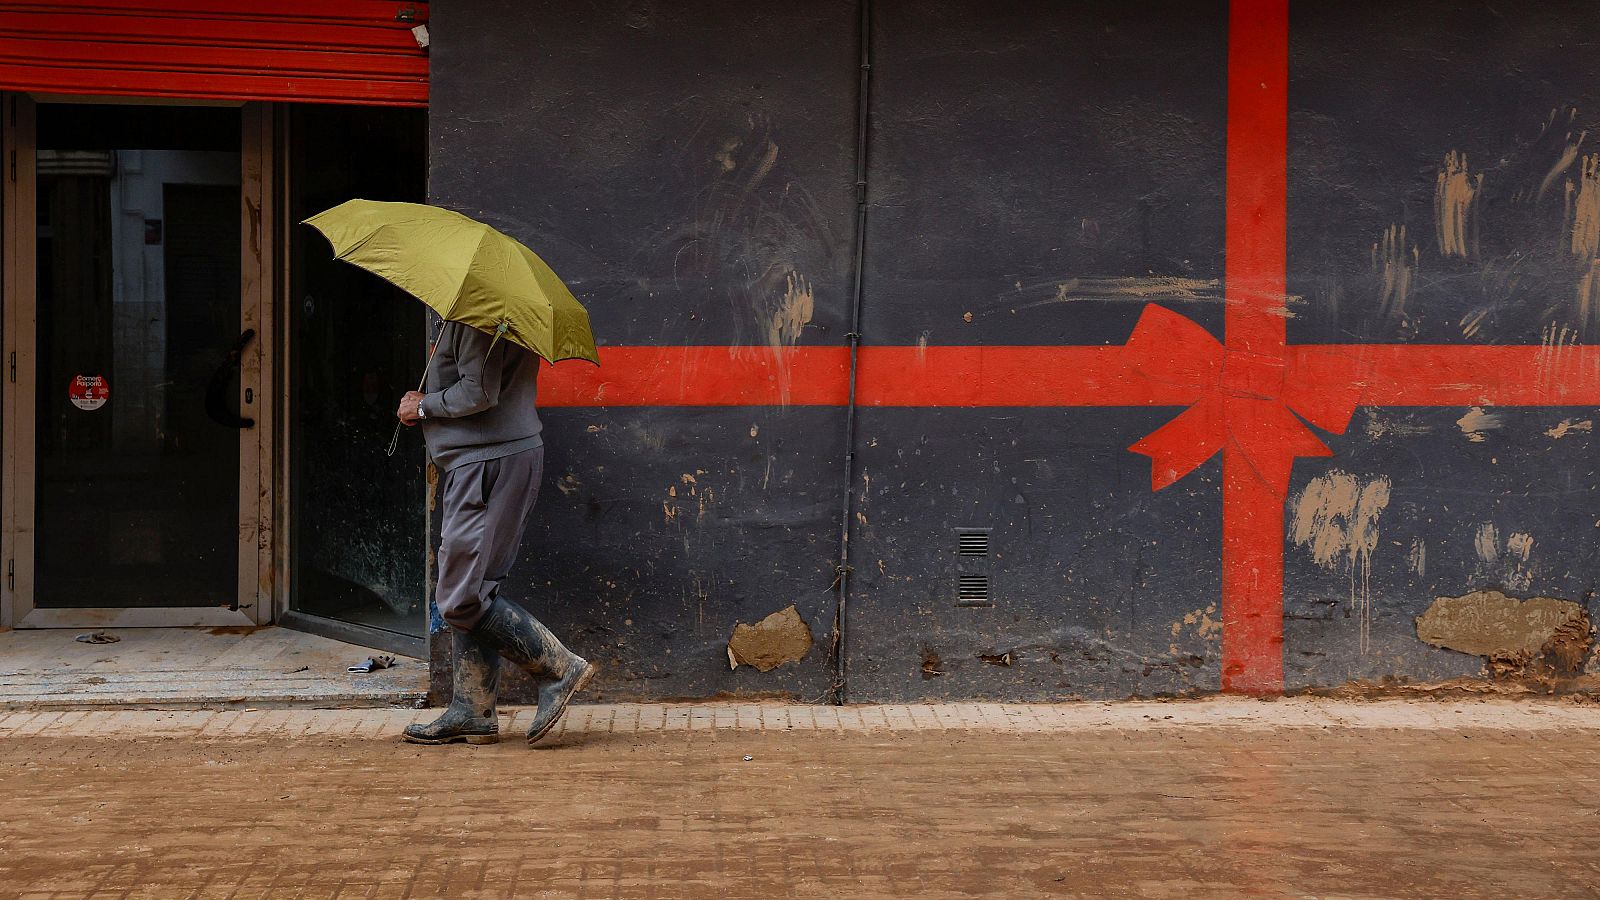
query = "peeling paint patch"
(1416, 590, 1593, 678)
(726, 605, 813, 673)
(1455, 406, 1502, 442)
(1545, 418, 1592, 439)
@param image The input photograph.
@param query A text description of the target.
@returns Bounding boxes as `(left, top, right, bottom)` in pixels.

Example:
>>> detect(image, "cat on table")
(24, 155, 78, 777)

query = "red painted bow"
(1124, 304, 1365, 497)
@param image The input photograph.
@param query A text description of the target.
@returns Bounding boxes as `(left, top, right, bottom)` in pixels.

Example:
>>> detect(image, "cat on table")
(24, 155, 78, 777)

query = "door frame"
(0, 94, 275, 628)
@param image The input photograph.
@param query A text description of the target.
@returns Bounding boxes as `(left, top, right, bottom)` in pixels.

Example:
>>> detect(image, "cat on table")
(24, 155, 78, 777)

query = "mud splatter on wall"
(1435, 151, 1480, 258)
(1475, 525, 1537, 593)
(1026, 275, 1224, 308)
(1373, 225, 1416, 323)
(430, 0, 855, 703)
(1456, 407, 1502, 442)
(1416, 589, 1592, 679)
(1546, 418, 1592, 438)
(1473, 523, 1501, 565)
(1407, 539, 1427, 578)
(431, 0, 1600, 703)
(760, 270, 815, 404)
(1568, 154, 1600, 259)
(1291, 471, 1392, 653)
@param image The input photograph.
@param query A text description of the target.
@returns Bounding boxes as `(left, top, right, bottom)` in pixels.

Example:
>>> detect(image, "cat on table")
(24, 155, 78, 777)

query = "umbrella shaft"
(385, 328, 447, 458)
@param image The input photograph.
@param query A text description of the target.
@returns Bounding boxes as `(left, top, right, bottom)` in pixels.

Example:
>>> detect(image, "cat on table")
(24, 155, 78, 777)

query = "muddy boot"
(471, 597, 597, 746)
(401, 629, 501, 745)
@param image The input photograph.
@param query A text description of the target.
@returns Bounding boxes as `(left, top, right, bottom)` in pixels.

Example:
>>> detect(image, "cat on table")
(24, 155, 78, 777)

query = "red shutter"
(0, 1, 428, 106)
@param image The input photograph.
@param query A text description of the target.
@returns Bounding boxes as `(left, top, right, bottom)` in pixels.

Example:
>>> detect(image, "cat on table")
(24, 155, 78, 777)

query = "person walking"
(396, 316, 595, 747)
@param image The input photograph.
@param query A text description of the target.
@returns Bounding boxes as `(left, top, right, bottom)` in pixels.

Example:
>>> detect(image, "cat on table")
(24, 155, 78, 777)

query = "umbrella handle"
(384, 321, 508, 457)
(385, 327, 448, 458)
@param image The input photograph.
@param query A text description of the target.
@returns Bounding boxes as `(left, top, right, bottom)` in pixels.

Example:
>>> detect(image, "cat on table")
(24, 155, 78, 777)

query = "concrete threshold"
(0, 625, 426, 710)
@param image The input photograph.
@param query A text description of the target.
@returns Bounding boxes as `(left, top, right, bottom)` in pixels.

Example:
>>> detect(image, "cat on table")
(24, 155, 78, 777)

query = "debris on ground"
(74, 631, 119, 644)
(347, 656, 396, 674)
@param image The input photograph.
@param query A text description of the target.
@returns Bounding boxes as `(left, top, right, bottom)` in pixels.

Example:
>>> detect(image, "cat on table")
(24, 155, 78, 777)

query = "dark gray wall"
(429, 0, 858, 700)
(1283, 0, 1600, 688)
(428, 0, 1600, 702)
(845, 0, 1227, 699)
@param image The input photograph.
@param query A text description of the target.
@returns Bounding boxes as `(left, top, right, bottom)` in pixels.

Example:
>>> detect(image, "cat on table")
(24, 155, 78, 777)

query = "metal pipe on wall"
(830, 0, 872, 706)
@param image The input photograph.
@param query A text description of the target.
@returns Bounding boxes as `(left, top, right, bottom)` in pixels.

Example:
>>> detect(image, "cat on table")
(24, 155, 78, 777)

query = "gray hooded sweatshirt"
(418, 320, 543, 471)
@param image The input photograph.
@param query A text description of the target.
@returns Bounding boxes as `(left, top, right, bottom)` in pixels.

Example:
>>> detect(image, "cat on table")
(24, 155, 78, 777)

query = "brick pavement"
(3, 700, 1600, 898)
(5, 698, 1600, 739)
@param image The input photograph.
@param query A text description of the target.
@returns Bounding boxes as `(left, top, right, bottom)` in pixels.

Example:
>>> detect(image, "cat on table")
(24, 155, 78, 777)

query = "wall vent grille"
(957, 531, 989, 557)
(957, 574, 991, 606)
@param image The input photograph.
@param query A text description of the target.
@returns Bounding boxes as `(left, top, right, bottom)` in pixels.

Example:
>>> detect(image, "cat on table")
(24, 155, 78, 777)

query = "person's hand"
(397, 391, 426, 426)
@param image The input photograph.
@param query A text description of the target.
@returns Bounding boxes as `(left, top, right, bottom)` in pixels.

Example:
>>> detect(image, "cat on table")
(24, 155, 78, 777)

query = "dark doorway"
(285, 104, 429, 653)
(33, 104, 244, 610)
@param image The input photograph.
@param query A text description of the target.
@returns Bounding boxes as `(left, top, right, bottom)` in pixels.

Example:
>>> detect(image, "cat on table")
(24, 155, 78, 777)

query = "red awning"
(0, 1, 428, 106)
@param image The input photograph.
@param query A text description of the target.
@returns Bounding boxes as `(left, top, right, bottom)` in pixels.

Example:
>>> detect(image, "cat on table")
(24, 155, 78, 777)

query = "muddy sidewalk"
(2, 700, 1599, 898)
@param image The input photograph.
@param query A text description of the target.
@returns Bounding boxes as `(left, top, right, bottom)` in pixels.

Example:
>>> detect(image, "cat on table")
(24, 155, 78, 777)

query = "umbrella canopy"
(304, 199, 600, 365)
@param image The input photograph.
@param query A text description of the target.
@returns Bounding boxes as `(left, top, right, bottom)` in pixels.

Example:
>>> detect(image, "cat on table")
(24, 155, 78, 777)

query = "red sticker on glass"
(69, 374, 109, 411)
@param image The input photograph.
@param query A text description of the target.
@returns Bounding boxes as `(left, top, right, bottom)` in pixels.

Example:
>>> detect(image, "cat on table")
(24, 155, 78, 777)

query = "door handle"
(206, 328, 256, 429)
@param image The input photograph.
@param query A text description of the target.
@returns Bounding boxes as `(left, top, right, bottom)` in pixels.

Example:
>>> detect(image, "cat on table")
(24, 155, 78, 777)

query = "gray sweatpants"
(435, 446, 544, 631)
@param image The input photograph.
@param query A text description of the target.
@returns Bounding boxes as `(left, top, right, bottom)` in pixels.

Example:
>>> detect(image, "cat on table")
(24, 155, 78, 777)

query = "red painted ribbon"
(1124, 304, 1365, 497)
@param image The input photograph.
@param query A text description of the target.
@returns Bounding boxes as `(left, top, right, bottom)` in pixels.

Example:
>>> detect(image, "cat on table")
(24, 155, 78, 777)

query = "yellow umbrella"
(304, 199, 600, 454)
(305, 199, 600, 364)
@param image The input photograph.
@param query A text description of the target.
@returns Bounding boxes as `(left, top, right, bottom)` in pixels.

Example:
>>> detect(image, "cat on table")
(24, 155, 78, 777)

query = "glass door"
(281, 103, 428, 656)
(3, 97, 270, 628)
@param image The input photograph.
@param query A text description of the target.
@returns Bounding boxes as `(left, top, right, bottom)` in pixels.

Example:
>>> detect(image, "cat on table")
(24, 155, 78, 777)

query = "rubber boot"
(401, 628, 501, 745)
(471, 597, 596, 746)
